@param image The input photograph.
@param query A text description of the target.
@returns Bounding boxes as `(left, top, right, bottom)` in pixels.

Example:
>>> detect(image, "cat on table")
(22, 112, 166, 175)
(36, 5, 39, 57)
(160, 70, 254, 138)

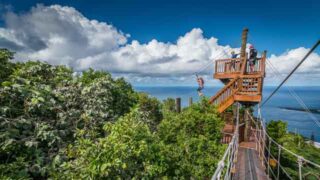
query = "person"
(196, 75, 204, 96)
(231, 51, 238, 59)
(230, 51, 239, 71)
(248, 45, 257, 72)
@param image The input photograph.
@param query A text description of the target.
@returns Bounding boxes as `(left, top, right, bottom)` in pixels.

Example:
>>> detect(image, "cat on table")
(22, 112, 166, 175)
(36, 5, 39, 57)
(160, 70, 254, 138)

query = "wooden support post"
(176, 97, 181, 113)
(240, 28, 249, 59)
(240, 28, 249, 75)
(244, 108, 250, 142)
(188, 97, 193, 106)
(262, 50, 267, 77)
(233, 104, 237, 130)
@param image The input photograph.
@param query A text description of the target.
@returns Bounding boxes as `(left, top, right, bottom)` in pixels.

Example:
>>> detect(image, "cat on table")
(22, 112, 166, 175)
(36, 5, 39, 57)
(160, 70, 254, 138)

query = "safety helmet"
(249, 45, 254, 49)
(231, 51, 235, 54)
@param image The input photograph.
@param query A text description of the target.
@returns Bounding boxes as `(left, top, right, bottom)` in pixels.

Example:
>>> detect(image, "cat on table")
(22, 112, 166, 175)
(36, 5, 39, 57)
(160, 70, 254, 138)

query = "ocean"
(134, 86, 320, 141)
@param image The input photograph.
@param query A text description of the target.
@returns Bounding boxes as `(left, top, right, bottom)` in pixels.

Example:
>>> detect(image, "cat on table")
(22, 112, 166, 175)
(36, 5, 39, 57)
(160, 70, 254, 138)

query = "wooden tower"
(209, 28, 266, 141)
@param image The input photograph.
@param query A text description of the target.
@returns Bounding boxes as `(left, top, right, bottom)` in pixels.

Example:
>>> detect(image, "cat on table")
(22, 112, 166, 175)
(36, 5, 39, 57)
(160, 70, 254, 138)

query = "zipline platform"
(209, 28, 267, 113)
(234, 140, 268, 180)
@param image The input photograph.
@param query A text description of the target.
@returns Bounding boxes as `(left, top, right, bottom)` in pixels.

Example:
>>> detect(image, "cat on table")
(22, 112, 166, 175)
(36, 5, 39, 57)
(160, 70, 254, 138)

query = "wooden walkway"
(233, 142, 268, 180)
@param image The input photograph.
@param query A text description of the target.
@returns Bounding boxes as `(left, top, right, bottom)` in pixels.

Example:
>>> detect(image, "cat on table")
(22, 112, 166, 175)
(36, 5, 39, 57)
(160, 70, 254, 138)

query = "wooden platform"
(233, 142, 268, 180)
(209, 48, 266, 113)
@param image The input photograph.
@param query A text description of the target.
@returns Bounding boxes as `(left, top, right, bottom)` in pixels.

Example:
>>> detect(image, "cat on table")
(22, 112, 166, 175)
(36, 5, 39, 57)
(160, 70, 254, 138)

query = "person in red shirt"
(196, 75, 204, 96)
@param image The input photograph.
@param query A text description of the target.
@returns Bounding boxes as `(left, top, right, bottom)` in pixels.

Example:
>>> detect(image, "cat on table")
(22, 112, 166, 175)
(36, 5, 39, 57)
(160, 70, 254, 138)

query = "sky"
(0, 0, 319, 86)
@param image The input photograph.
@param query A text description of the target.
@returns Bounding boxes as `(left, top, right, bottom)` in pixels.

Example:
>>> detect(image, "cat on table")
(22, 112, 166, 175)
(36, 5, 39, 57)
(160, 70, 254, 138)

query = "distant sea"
(134, 86, 320, 142)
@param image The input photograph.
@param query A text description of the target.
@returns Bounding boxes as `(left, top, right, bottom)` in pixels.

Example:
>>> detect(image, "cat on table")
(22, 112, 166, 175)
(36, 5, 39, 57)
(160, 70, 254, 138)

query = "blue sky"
(0, 0, 319, 86)
(1, 0, 319, 54)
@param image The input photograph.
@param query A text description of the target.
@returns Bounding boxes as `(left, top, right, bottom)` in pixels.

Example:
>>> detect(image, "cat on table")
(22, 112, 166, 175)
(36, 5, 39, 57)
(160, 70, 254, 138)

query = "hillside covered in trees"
(0, 49, 226, 179)
(266, 120, 320, 179)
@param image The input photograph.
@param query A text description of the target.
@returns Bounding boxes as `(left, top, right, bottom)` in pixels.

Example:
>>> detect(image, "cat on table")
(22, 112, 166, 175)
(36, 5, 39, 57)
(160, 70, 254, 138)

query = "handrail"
(212, 103, 240, 180)
(215, 58, 241, 62)
(248, 112, 320, 179)
(209, 77, 239, 104)
(215, 55, 265, 76)
(212, 107, 320, 180)
(215, 58, 242, 74)
(212, 133, 238, 179)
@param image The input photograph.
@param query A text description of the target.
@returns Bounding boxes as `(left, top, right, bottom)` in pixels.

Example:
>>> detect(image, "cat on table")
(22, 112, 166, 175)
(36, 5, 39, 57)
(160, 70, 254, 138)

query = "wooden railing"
(221, 132, 233, 144)
(245, 58, 265, 74)
(209, 77, 240, 106)
(238, 77, 262, 95)
(210, 77, 262, 110)
(214, 56, 265, 76)
(215, 58, 242, 74)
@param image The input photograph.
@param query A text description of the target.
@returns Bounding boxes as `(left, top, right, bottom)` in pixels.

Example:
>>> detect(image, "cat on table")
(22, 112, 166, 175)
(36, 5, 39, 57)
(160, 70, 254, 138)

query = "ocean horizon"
(134, 86, 320, 141)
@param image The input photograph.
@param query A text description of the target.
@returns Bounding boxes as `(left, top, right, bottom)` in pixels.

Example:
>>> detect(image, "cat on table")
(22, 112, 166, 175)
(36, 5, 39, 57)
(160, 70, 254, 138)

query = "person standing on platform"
(248, 45, 258, 72)
(230, 51, 239, 71)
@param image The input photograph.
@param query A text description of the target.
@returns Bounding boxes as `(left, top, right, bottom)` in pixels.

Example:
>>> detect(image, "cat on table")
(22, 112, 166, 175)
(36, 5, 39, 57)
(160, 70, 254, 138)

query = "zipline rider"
(196, 74, 204, 96)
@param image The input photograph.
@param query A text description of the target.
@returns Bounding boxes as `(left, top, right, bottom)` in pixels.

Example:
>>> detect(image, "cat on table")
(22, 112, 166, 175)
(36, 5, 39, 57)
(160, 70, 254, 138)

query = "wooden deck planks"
(234, 143, 269, 180)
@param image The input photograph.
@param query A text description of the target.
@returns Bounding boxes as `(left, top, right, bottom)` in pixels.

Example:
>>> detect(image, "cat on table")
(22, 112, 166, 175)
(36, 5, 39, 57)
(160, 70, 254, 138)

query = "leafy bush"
(162, 98, 176, 116)
(267, 120, 320, 179)
(158, 98, 225, 178)
(137, 93, 163, 131)
(0, 52, 137, 178)
(0, 49, 225, 179)
(53, 99, 225, 179)
(0, 48, 15, 83)
(52, 109, 169, 179)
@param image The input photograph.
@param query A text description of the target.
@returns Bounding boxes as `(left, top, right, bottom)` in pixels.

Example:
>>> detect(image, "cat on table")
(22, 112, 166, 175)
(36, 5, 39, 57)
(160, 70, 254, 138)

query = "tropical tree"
(0, 48, 15, 84)
(0, 60, 137, 178)
(52, 109, 169, 179)
(157, 98, 225, 178)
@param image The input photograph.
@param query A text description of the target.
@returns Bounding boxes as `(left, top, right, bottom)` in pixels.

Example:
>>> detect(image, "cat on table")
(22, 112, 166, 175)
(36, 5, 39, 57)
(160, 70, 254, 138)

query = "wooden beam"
(188, 97, 193, 106)
(176, 97, 181, 113)
(240, 28, 249, 60)
(234, 94, 262, 102)
(240, 28, 249, 75)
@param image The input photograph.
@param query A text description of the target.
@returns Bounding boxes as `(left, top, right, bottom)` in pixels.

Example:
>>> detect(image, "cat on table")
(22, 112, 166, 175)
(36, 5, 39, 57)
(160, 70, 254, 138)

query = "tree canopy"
(0, 49, 225, 179)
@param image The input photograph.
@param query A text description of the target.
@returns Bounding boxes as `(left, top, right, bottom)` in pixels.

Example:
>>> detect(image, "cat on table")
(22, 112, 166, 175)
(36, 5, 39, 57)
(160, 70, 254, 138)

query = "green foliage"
(0, 60, 137, 178)
(266, 120, 288, 143)
(158, 98, 225, 178)
(0, 49, 15, 84)
(137, 93, 163, 131)
(52, 109, 169, 179)
(79, 68, 110, 85)
(0, 51, 226, 179)
(0, 157, 30, 179)
(12, 61, 73, 86)
(162, 98, 176, 116)
(54, 99, 225, 179)
(267, 120, 320, 179)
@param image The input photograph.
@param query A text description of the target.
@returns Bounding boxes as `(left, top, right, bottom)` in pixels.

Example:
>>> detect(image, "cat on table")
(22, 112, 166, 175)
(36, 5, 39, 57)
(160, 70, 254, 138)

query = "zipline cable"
(193, 48, 234, 75)
(266, 60, 320, 128)
(249, 112, 320, 169)
(261, 40, 320, 107)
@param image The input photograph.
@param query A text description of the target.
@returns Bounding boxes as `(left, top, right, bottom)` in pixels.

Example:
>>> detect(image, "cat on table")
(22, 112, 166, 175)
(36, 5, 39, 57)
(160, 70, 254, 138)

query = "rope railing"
(212, 106, 320, 180)
(248, 111, 320, 180)
(211, 103, 240, 180)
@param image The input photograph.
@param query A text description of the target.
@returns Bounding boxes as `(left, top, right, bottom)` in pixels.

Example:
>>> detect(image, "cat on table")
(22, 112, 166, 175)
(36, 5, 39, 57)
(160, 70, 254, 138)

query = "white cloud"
(0, 4, 234, 76)
(110, 29, 234, 76)
(265, 48, 320, 86)
(1, 4, 128, 67)
(0, 4, 319, 86)
(268, 47, 320, 74)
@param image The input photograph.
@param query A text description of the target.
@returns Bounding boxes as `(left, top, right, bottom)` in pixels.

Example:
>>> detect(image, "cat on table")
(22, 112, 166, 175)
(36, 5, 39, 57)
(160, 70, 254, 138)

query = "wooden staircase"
(209, 54, 266, 113)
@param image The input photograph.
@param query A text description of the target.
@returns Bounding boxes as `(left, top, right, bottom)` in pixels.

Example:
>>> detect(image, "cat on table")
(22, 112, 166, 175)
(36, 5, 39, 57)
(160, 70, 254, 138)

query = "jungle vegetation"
(0, 49, 225, 179)
(266, 120, 320, 179)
